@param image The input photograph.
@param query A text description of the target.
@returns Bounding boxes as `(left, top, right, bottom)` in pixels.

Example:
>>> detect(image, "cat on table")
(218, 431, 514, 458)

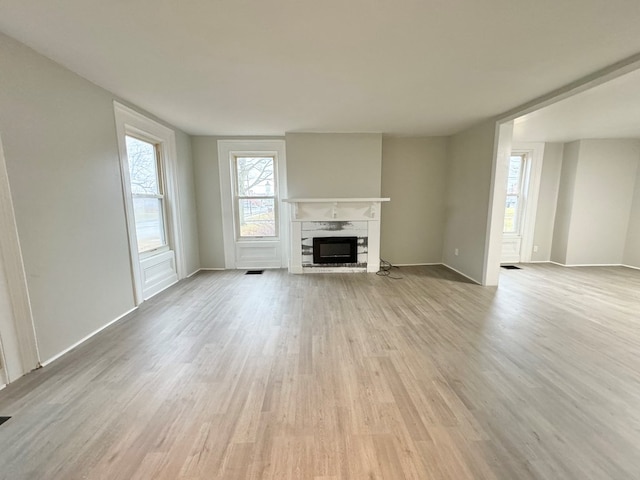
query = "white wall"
(551, 139, 639, 265)
(380, 136, 447, 265)
(0, 32, 199, 362)
(442, 120, 497, 283)
(624, 160, 640, 268)
(285, 133, 382, 198)
(531, 142, 564, 262)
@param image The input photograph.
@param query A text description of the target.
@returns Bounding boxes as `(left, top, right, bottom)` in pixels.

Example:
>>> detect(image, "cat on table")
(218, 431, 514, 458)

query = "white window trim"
(511, 142, 545, 263)
(114, 102, 185, 304)
(0, 134, 40, 381)
(503, 152, 527, 236)
(218, 140, 288, 269)
(233, 155, 279, 240)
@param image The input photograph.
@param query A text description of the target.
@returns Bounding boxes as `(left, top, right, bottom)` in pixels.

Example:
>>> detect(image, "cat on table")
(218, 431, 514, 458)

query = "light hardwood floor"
(0, 264, 639, 479)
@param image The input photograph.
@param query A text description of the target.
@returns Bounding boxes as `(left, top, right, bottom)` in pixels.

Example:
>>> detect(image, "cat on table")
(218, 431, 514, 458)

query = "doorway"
(218, 140, 288, 269)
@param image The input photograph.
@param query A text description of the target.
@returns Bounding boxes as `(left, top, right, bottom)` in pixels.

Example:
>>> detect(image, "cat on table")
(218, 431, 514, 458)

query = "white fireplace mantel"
(284, 197, 390, 222)
(283, 198, 390, 273)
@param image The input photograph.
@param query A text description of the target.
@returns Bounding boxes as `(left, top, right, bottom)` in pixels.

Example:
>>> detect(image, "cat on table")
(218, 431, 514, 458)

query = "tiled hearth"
(284, 198, 390, 273)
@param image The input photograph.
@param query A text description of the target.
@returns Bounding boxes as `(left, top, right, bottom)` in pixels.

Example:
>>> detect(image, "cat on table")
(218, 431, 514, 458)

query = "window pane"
(238, 198, 276, 237)
(235, 157, 274, 196)
(507, 155, 523, 194)
(504, 195, 519, 233)
(133, 197, 165, 252)
(126, 136, 160, 195)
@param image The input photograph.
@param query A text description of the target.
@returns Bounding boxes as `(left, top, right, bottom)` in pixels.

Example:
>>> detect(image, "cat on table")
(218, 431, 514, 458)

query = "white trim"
(142, 278, 179, 301)
(0, 135, 40, 382)
(114, 102, 185, 304)
(40, 306, 137, 367)
(483, 121, 513, 286)
(391, 263, 441, 266)
(194, 268, 226, 273)
(285, 197, 391, 203)
(442, 263, 482, 285)
(548, 261, 637, 268)
(567, 263, 622, 267)
(512, 142, 545, 263)
(497, 53, 640, 125)
(217, 140, 288, 270)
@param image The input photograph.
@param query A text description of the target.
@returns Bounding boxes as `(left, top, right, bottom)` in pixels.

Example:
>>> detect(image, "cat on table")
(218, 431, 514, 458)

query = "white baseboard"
(552, 262, 621, 267)
(441, 264, 481, 285)
(0, 383, 6, 391)
(41, 306, 138, 367)
(186, 269, 201, 278)
(622, 264, 640, 271)
(548, 261, 640, 271)
(391, 262, 441, 267)
(187, 267, 227, 278)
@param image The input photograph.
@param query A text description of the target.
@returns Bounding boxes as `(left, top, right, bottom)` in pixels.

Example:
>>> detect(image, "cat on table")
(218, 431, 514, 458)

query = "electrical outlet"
(454, 248, 459, 256)
(533, 245, 539, 253)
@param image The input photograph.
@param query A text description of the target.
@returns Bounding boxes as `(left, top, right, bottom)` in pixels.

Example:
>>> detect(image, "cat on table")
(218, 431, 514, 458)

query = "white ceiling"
(1, 0, 640, 136)
(513, 68, 640, 143)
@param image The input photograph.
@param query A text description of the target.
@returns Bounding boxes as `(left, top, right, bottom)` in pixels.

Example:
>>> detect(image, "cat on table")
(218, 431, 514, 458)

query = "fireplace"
(283, 197, 390, 273)
(313, 236, 358, 264)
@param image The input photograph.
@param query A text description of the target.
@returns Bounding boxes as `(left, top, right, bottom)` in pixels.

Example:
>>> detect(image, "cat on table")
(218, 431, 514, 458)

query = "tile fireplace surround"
(283, 198, 390, 273)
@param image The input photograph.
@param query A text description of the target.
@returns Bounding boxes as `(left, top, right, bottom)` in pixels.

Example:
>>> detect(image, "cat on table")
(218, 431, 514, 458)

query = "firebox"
(312, 236, 358, 264)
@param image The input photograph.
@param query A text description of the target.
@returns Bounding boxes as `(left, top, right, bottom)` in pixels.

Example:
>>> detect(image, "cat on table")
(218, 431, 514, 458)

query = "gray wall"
(551, 139, 639, 265)
(175, 130, 201, 276)
(285, 133, 382, 198)
(624, 161, 640, 268)
(531, 143, 564, 262)
(191, 137, 225, 269)
(442, 120, 497, 283)
(191, 136, 284, 269)
(551, 141, 580, 264)
(0, 32, 199, 361)
(380, 136, 447, 264)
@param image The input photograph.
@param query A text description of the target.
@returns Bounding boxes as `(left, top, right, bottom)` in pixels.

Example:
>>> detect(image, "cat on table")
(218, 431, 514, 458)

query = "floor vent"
(501, 265, 521, 270)
(0, 417, 11, 427)
(245, 270, 264, 275)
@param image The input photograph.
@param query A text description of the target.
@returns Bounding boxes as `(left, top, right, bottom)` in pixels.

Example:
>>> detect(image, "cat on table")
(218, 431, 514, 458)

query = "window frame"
(232, 155, 280, 240)
(503, 152, 528, 236)
(125, 134, 170, 257)
(114, 102, 185, 305)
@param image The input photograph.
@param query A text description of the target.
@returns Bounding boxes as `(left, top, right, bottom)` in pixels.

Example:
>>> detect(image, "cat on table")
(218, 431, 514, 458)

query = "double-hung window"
(233, 156, 278, 238)
(125, 135, 167, 254)
(504, 153, 527, 234)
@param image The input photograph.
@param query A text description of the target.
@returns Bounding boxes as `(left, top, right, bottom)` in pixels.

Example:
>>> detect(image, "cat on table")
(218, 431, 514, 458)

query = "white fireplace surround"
(284, 198, 390, 273)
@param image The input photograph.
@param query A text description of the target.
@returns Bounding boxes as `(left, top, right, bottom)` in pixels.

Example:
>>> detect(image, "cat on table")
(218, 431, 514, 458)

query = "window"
(233, 156, 277, 238)
(125, 135, 167, 253)
(504, 153, 526, 234)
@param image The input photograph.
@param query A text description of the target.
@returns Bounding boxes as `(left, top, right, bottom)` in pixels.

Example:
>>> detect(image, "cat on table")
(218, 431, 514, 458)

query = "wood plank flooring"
(0, 264, 639, 479)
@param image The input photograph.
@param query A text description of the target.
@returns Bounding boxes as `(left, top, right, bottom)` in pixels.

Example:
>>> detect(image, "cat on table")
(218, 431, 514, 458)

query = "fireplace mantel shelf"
(284, 198, 390, 203)
(284, 198, 390, 222)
